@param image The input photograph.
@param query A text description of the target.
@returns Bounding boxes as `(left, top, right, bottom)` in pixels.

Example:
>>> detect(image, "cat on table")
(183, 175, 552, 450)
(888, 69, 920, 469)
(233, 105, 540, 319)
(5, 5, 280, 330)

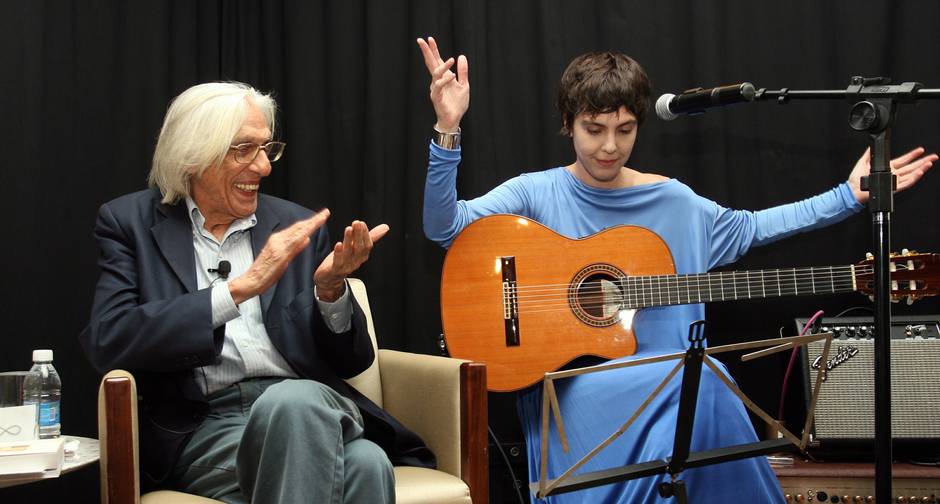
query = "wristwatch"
(433, 126, 461, 149)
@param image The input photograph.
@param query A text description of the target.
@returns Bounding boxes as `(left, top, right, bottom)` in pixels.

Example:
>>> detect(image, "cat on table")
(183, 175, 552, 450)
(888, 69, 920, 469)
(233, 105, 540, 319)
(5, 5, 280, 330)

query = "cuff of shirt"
(836, 181, 865, 212)
(315, 282, 353, 333)
(211, 283, 241, 328)
(430, 140, 462, 157)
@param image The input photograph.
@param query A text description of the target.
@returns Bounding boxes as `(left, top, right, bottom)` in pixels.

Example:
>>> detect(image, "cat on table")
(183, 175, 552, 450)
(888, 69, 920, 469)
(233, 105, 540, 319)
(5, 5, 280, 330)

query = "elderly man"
(80, 82, 432, 504)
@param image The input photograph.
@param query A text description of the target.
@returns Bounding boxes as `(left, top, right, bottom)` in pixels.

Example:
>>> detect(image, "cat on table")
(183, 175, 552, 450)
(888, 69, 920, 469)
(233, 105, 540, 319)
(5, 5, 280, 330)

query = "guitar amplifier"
(796, 315, 940, 451)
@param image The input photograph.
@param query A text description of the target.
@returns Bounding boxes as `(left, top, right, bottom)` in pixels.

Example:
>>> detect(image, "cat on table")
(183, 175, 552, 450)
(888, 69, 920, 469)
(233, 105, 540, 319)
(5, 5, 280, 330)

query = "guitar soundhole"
(570, 264, 626, 327)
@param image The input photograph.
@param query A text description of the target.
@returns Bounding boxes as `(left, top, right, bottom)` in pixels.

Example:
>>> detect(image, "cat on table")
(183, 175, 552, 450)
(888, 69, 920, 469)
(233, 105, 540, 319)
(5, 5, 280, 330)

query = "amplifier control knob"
(853, 497, 862, 503)
(842, 496, 850, 503)
(898, 497, 908, 503)
(866, 496, 874, 503)
(785, 494, 792, 503)
(795, 494, 805, 502)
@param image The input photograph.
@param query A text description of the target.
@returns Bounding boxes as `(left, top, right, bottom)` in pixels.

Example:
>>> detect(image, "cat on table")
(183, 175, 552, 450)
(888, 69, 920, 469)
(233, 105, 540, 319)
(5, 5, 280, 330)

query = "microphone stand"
(754, 77, 940, 502)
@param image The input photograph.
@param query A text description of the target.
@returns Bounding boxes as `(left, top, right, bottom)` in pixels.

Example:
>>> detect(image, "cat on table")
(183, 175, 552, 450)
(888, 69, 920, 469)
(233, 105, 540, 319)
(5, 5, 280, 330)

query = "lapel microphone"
(208, 260, 231, 279)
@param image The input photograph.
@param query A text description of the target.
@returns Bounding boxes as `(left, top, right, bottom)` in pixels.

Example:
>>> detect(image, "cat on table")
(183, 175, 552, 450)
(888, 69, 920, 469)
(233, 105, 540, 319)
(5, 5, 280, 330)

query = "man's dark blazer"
(79, 187, 434, 488)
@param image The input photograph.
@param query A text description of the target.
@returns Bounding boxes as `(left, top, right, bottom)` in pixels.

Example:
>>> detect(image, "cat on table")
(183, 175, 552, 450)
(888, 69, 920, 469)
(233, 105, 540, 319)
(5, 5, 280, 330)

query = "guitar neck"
(620, 265, 859, 308)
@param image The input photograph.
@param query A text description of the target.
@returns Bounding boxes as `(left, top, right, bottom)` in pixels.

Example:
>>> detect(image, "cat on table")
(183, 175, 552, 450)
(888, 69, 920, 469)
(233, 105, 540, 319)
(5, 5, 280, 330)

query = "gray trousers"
(172, 378, 395, 504)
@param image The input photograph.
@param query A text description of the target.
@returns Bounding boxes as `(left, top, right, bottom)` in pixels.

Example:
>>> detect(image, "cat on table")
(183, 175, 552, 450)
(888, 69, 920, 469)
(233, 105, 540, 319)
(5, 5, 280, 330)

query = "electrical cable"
(778, 309, 825, 421)
(833, 306, 874, 318)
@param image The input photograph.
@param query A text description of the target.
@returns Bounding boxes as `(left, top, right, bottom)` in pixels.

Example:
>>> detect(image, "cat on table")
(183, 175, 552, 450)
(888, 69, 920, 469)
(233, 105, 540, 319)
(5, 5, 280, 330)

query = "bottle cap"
(32, 349, 53, 362)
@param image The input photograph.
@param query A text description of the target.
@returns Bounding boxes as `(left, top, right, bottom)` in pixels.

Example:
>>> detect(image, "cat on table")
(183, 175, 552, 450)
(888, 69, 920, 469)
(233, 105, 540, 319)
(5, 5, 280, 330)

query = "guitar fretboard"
(617, 266, 858, 309)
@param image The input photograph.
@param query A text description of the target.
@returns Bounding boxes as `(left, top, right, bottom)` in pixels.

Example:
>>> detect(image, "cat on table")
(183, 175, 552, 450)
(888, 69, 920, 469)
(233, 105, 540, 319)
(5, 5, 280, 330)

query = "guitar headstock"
(855, 250, 940, 304)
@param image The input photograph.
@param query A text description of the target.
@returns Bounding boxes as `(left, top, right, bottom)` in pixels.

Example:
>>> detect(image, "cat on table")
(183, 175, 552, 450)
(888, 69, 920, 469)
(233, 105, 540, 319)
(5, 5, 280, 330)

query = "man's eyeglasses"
(229, 141, 287, 164)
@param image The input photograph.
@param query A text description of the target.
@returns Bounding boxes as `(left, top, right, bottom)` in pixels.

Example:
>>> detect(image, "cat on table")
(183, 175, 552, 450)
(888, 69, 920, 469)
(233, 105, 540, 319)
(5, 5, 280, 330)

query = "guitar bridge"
(501, 256, 520, 346)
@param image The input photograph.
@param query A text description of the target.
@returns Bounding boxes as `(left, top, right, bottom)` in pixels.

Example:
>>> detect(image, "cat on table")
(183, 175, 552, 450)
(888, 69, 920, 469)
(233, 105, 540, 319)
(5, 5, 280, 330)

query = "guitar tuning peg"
(901, 248, 910, 255)
(891, 297, 900, 304)
(866, 252, 874, 260)
(869, 295, 875, 302)
(907, 296, 915, 305)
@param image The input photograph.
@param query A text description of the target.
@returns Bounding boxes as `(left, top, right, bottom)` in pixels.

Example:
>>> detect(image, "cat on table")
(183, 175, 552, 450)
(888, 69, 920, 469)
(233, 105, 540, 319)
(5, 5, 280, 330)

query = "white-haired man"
(81, 82, 433, 504)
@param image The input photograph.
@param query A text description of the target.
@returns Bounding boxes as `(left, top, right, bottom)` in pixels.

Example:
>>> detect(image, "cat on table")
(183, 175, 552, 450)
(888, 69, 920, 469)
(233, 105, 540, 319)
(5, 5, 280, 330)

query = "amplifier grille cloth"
(806, 339, 940, 439)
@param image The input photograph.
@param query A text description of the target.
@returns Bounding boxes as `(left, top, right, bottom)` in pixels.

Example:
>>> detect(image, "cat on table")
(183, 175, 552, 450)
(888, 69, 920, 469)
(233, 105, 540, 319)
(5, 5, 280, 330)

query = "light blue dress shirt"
(185, 197, 353, 395)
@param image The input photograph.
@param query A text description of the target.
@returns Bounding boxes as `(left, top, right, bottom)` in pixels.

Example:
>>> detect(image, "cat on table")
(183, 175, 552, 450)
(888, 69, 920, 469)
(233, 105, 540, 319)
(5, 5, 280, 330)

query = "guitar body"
(441, 214, 676, 391)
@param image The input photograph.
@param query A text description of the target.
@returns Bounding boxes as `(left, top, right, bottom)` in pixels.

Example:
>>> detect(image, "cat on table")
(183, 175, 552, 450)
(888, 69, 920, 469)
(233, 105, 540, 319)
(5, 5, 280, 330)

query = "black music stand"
(657, 322, 803, 502)
(531, 322, 833, 501)
(656, 320, 708, 503)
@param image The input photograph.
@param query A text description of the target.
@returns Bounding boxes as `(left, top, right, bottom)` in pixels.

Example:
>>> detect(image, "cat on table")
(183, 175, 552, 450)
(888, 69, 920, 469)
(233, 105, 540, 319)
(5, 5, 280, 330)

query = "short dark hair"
(556, 52, 651, 134)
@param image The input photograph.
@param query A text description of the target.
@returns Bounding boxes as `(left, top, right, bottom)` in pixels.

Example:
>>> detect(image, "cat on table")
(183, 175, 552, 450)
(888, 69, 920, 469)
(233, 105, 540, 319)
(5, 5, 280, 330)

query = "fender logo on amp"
(811, 345, 859, 380)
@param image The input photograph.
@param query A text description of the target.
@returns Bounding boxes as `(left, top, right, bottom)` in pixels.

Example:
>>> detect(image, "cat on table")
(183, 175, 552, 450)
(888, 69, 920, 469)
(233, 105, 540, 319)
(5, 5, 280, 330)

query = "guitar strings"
(487, 262, 926, 315)
(515, 269, 867, 298)
(518, 279, 861, 314)
(514, 274, 865, 301)
(509, 265, 877, 294)
(511, 266, 872, 297)
(496, 264, 909, 314)
(517, 279, 861, 314)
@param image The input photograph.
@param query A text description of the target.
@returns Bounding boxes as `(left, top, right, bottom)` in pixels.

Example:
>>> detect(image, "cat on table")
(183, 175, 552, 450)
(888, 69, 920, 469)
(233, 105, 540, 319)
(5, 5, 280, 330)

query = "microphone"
(655, 82, 757, 120)
(208, 260, 231, 279)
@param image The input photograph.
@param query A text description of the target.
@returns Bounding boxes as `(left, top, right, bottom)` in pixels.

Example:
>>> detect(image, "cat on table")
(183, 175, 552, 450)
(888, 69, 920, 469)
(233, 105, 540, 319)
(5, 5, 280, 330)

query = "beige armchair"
(97, 278, 488, 504)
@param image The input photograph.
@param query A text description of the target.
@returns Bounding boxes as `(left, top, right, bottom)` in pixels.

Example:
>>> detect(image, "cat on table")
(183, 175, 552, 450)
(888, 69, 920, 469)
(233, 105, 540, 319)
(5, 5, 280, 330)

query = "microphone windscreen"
(655, 93, 677, 121)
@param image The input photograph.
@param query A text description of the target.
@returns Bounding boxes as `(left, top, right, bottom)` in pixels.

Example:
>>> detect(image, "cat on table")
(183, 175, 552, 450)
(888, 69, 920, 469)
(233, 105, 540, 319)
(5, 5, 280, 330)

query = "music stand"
(530, 322, 834, 500)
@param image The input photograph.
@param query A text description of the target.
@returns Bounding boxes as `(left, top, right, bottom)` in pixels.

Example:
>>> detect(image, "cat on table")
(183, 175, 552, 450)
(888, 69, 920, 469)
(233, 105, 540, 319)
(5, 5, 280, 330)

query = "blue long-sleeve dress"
(423, 143, 862, 502)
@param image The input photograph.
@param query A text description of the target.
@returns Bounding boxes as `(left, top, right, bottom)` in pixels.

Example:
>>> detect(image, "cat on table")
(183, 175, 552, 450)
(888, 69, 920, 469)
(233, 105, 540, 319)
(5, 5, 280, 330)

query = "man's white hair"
(148, 82, 277, 204)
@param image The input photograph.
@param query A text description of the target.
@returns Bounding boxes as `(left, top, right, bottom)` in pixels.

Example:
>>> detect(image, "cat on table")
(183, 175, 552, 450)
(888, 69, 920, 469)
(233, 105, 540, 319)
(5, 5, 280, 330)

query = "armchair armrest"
(97, 369, 141, 504)
(378, 350, 487, 504)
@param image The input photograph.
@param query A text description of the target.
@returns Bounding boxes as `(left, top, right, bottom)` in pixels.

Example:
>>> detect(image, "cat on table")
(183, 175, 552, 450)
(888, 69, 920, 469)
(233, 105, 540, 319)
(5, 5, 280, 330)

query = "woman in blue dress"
(416, 36, 935, 502)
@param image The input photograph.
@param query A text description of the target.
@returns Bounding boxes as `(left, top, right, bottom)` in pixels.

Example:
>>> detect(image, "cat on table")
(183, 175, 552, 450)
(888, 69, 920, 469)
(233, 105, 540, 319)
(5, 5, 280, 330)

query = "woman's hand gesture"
(417, 36, 469, 133)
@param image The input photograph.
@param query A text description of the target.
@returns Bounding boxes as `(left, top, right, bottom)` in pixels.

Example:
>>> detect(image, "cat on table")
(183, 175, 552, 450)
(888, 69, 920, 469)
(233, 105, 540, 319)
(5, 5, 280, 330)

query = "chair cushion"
(394, 466, 472, 504)
(140, 470, 471, 504)
(141, 490, 224, 503)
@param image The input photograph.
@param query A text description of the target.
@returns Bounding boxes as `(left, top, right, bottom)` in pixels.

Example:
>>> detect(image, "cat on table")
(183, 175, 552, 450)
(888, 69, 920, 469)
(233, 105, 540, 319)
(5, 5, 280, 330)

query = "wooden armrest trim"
(460, 362, 488, 504)
(103, 376, 139, 504)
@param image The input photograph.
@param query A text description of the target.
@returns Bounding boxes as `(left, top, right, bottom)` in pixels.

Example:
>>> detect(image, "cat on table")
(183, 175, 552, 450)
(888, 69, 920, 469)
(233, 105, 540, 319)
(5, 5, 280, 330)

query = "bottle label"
(38, 401, 59, 427)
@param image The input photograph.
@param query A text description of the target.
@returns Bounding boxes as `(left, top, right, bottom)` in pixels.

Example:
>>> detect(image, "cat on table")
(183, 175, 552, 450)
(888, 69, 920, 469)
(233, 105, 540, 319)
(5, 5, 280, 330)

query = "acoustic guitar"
(439, 214, 939, 391)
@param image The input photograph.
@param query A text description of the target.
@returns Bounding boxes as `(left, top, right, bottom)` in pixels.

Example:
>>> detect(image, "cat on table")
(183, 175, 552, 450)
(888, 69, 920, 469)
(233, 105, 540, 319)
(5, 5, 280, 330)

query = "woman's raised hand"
(417, 37, 469, 133)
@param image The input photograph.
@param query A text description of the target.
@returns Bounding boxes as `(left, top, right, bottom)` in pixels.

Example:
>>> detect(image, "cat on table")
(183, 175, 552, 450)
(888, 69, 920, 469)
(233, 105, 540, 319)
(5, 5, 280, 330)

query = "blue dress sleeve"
(708, 182, 864, 269)
(424, 142, 532, 248)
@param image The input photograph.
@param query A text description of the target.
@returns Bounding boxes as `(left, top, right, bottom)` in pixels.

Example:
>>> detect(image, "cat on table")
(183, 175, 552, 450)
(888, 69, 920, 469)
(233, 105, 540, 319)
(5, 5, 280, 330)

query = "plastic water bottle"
(22, 349, 61, 438)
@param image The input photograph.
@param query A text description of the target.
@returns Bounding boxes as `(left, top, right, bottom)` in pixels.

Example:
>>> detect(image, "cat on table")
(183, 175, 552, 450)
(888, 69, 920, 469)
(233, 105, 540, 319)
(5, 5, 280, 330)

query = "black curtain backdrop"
(3, 1, 939, 502)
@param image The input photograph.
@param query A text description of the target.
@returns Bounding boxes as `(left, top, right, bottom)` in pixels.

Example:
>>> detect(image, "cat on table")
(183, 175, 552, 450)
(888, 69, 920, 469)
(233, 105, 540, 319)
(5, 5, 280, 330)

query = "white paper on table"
(0, 405, 37, 442)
